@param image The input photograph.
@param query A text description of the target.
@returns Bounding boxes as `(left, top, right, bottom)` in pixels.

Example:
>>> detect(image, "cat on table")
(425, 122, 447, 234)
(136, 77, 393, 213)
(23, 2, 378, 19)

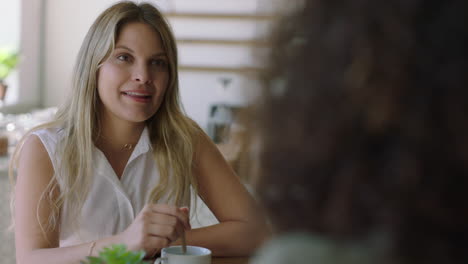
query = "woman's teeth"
(124, 92, 151, 98)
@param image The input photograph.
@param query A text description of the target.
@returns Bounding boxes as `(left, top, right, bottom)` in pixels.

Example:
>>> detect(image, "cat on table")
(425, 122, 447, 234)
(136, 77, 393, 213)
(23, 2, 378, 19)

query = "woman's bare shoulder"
(17, 133, 54, 177)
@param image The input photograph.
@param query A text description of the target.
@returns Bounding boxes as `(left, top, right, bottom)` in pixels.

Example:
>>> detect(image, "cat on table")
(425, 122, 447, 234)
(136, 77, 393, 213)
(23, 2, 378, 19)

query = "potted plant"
(0, 47, 19, 101)
(81, 244, 150, 264)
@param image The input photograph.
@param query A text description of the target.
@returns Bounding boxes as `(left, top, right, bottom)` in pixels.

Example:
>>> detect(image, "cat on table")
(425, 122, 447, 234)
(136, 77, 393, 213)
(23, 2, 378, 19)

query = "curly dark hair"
(254, 0, 468, 263)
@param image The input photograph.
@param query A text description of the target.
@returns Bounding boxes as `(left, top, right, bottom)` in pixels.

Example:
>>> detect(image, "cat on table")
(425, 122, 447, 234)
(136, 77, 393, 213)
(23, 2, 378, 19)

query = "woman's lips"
(122, 91, 152, 103)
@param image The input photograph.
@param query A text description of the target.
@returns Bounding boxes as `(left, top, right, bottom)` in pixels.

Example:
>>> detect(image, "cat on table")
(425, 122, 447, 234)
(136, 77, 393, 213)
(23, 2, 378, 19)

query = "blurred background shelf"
(179, 65, 262, 75)
(177, 38, 268, 47)
(165, 12, 276, 20)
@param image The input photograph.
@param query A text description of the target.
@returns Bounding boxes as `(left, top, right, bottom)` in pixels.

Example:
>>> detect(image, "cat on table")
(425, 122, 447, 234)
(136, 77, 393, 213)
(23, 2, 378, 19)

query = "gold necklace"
(123, 143, 134, 150)
(98, 135, 136, 151)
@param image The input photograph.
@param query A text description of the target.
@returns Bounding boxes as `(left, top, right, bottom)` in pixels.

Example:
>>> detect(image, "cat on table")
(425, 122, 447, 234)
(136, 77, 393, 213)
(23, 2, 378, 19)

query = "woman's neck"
(96, 117, 146, 152)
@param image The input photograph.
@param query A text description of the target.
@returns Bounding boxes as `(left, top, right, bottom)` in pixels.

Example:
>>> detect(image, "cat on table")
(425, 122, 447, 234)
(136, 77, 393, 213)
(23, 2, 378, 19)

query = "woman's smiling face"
(97, 22, 170, 125)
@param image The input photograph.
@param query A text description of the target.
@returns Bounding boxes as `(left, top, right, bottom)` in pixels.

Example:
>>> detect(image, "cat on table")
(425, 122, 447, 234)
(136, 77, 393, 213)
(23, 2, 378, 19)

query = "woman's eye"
(151, 59, 168, 68)
(117, 54, 130, 61)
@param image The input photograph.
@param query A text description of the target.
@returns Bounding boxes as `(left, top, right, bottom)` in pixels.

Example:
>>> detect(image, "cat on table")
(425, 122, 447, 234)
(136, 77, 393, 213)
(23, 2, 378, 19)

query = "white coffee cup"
(154, 246, 211, 264)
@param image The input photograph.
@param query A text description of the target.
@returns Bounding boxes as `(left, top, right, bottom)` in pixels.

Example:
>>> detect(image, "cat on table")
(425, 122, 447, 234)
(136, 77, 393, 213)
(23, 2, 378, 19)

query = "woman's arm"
(14, 135, 117, 264)
(178, 132, 270, 256)
(14, 135, 190, 264)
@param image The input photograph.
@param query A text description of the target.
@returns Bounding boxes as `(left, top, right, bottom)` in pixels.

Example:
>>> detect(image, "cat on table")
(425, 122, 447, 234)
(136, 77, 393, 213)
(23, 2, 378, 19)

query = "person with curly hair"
(251, 0, 468, 263)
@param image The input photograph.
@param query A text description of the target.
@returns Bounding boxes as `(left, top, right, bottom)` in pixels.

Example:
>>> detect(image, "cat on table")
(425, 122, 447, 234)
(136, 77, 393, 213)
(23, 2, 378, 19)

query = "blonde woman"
(10, 2, 268, 263)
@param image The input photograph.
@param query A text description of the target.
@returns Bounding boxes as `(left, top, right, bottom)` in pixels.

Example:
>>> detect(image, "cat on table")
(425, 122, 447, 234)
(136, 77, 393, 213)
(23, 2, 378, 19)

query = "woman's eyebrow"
(151, 52, 167, 57)
(115, 45, 134, 52)
(115, 45, 166, 57)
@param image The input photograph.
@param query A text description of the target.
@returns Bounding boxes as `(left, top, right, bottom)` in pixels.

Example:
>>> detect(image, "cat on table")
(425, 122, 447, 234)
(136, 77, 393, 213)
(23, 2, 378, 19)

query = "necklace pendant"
(123, 144, 133, 150)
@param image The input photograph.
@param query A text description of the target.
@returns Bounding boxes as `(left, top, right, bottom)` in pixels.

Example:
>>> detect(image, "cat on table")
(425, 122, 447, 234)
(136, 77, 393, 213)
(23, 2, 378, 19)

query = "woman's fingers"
(146, 204, 191, 230)
(148, 212, 179, 226)
(137, 204, 190, 243)
(120, 204, 190, 253)
(146, 223, 183, 243)
(126, 203, 191, 253)
(180, 206, 189, 215)
(142, 235, 171, 252)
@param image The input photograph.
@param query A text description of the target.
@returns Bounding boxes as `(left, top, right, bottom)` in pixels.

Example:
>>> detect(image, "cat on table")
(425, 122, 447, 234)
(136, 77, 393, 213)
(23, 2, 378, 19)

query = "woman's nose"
(132, 63, 151, 83)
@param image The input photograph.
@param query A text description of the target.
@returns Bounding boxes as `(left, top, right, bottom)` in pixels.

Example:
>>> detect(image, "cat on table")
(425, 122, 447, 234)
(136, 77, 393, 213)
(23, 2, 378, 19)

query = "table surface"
(212, 257, 249, 264)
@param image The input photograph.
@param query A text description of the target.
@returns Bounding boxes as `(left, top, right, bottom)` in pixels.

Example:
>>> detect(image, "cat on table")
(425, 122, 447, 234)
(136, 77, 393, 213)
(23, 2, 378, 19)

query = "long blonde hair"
(10, 1, 201, 234)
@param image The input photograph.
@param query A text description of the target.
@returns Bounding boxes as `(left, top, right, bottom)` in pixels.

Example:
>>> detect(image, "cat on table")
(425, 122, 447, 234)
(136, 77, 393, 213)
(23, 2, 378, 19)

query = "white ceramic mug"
(154, 246, 211, 264)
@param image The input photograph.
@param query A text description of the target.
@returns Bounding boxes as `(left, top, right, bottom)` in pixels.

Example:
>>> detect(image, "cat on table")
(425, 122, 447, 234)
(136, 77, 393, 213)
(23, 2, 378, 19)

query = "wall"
(42, 0, 272, 130)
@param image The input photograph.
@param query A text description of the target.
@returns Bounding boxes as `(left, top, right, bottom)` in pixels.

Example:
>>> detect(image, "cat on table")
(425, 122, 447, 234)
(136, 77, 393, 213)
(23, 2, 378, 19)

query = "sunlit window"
(0, 0, 20, 106)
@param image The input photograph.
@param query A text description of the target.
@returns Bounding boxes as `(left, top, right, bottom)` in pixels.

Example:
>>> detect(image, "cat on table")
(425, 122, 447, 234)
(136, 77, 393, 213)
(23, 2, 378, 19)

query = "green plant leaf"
(0, 47, 19, 80)
(81, 244, 148, 264)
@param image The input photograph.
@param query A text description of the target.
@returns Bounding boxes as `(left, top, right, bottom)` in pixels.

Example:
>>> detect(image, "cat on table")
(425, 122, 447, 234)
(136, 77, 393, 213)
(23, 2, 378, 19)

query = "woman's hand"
(115, 204, 191, 255)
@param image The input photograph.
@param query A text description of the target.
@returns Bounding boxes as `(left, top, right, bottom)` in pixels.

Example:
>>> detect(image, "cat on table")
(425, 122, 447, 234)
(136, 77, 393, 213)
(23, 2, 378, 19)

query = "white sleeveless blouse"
(33, 127, 189, 247)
